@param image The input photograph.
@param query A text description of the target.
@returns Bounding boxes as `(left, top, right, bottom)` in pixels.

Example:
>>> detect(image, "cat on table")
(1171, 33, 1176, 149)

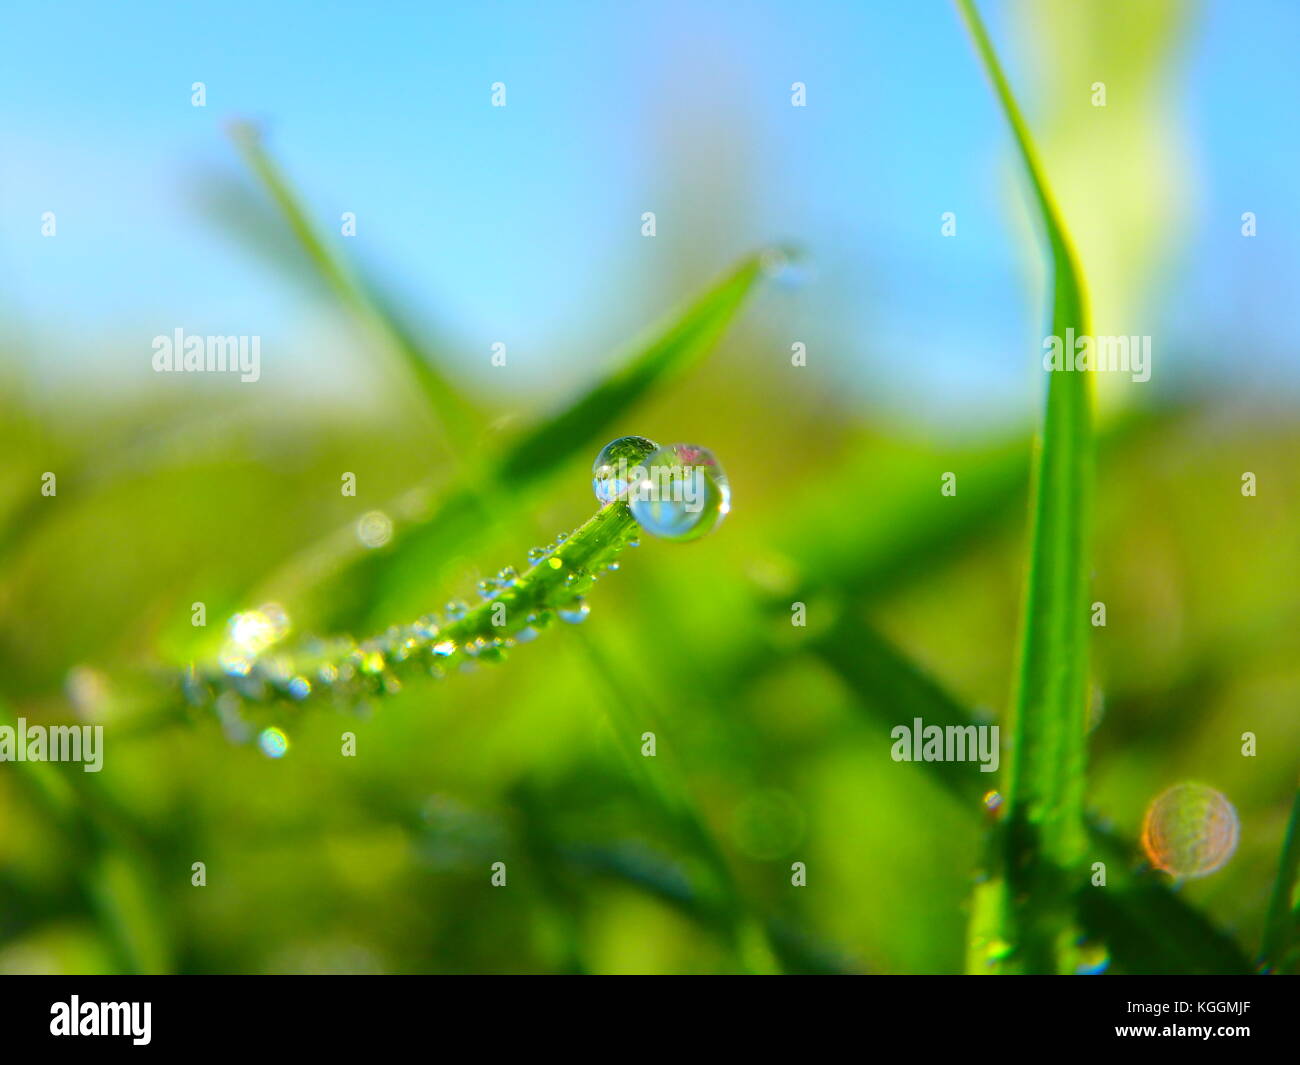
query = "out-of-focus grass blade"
(1260, 786, 1300, 973)
(810, 612, 1251, 974)
(494, 252, 766, 486)
(0, 697, 170, 973)
(226, 123, 482, 449)
(956, 0, 1095, 974)
(1077, 827, 1253, 975)
(253, 250, 772, 628)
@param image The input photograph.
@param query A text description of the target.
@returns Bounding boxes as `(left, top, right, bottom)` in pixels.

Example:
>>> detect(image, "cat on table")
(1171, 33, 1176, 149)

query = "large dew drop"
(1141, 782, 1239, 879)
(592, 435, 659, 505)
(629, 443, 730, 542)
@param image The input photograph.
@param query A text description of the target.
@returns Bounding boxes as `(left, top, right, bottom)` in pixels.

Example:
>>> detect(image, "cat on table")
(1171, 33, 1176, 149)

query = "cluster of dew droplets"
(188, 436, 731, 749)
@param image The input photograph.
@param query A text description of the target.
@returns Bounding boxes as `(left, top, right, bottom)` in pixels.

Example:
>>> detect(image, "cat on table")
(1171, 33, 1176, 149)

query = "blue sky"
(2, 1, 1295, 415)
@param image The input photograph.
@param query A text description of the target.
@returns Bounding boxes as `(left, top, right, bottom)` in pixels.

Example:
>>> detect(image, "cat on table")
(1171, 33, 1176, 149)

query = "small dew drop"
(258, 727, 289, 759)
(1074, 940, 1110, 975)
(557, 599, 590, 624)
(357, 510, 394, 549)
(1141, 782, 1239, 879)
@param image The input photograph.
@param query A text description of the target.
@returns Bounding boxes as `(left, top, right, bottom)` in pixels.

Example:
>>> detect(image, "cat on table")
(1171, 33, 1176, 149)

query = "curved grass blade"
(250, 250, 772, 629)
(956, 0, 1095, 974)
(189, 500, 640, 714)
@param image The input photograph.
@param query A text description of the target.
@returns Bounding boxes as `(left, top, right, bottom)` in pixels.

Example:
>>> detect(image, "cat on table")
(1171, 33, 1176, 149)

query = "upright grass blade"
(809, 609, 1250, 973)
(956, 0, 1094, 973)
(1259, 785, 1300, 973)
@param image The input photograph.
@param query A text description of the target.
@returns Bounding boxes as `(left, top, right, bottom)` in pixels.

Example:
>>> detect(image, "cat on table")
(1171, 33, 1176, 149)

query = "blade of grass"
(1259, 785, 1300, 973)
(227, 122, 482, 451)
(0, 697, 170, 973)
(956, 0, 1095, 974)
(809, 609, 1251, 973)
(564, 624, 781, 973)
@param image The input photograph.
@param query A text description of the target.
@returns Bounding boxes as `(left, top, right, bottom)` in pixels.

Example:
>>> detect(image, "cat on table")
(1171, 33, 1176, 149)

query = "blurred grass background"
(0, 0, 1297, 973)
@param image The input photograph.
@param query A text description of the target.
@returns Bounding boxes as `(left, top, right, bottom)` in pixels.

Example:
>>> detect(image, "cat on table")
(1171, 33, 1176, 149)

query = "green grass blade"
(227, 123, 481, 448)
(809, 612, 1251, 974)
(1259, 785, 1300, 973)
(495, 253, 765, 486)
(956, 0, 1095, 974)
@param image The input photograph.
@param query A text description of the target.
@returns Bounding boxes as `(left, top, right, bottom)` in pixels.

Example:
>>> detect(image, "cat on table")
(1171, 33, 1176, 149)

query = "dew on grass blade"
(357, 510, 393, 548)
(759, 245, 809, 288)
(258, 727, 289, 759)
(629, 444, 730, 542)
(592, 435, 659, 505)
(1141, 782, 1239, 879)
(557, 599, 590, 624)
(219, 603, 290, 676)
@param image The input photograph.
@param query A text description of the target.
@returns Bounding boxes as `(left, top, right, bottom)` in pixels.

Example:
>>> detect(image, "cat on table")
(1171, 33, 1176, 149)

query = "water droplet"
(547, 557, 563, 571)
(1141, 782, 1239, 879)
(432, 640, 456, 657)
(360, 649, 385, 674)
(357, 510, 393, 549)
(629, 443, 730, 542)
(592, 435, 660, 504)
(526, 546, 547, 564)
(220, 603, 290, 676)
(557, 599, 590, 624)
(444, 600, 468, 620)
(981, 937, 1014, 966)
(477, 641, 507, 663)
(982, 790, 1003, 813)
(759, 245, 809, 287)
(287, 676, 312, 700)
(1074, 940, 1110, 975)
(258, 726, 289, 759)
